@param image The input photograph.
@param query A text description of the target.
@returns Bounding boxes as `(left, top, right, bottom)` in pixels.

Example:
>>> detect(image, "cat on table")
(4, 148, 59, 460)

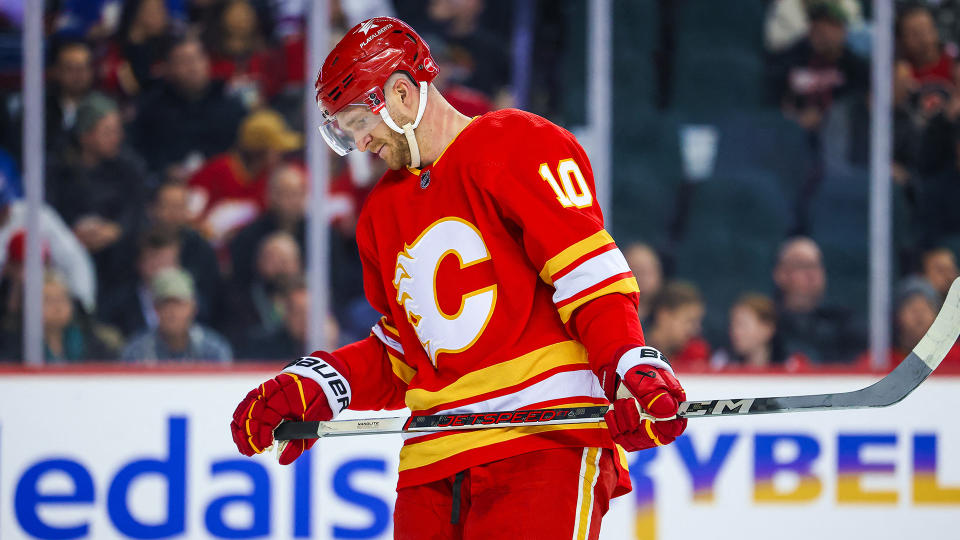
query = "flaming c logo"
(393, 218, 497, 366)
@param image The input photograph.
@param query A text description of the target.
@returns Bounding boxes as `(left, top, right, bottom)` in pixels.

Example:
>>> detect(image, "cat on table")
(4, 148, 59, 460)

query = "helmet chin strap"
(379, 81, 429, 168)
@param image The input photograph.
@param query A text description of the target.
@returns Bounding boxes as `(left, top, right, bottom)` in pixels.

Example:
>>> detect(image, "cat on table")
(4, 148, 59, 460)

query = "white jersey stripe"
(372, 323, 405, 355)
(552, 248, 631, 304)
(402, 368, 605, 441)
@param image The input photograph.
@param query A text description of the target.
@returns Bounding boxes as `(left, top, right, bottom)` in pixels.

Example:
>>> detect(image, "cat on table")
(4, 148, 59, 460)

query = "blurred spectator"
(205, 0, 279, 107)
(46, 93, 150, 292)
(643, 280, 710, 367)
(223, 231, 301, 344)
(100, 0, 178, 99)
(122, 267, 232, 362)
(858, 277, 960, 367)
(238, 275, 342, 359)
(773, 236, 865, 363)
(146, 182, 223, 320)
(429, 35, 494, 117)
(131, 33, 245, 177)
(1, 271, 120, 362)
(187, 108, 301, 243)
(764, 0, 864, 54)
(4, 38, 96, 154)
(0, 179, 97, 312)
(228, 162, 305, 290)
(710, 293, 788, 370)
(893, 5, 960, 244)
(770, 2, 868, 134)
(47, 39, 96, 149)
(921, 246, 959, 301)
(426, 0, 511, 105)
(623, 242, 663, 324)
(0, 232, 47, 345)
(98, 228, 180, 337)
(894, 4, 959, 178)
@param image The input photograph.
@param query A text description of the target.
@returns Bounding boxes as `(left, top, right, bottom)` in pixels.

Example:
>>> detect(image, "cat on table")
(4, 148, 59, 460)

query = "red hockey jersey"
(328, 109, 640, 491)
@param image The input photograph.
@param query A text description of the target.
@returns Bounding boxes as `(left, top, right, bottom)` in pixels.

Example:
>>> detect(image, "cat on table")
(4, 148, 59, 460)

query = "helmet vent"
(342, 73, 355, 88)
(404, 33, 417, 45)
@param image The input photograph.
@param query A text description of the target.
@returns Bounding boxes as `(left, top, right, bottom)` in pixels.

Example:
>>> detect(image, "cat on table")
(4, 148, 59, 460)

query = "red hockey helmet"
(315, 17, 439, 156)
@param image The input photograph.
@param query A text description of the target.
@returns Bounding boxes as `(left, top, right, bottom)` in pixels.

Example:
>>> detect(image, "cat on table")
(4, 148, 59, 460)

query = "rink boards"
(0, 370, 958, 539)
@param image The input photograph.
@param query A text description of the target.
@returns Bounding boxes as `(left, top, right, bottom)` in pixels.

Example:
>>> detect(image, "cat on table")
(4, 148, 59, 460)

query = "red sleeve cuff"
(569, 293, 646, 398)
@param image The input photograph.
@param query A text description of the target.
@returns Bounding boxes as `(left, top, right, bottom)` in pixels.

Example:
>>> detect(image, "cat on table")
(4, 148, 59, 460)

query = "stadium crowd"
(0, 0, 956, 369)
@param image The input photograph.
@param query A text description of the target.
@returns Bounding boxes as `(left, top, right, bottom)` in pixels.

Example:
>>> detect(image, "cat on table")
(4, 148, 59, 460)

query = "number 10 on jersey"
(538, 159, 593, 208)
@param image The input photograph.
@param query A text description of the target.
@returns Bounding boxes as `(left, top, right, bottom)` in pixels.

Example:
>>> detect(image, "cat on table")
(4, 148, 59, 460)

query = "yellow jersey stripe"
(404, 340, 588, 412)
(380, 317, 400, 336)
(388, 352, 417, 384)
(557, 277, 640, 323)
(398, 422, 606, 471)
(575, 447, 601, 540)
(539, 230, 615, 285)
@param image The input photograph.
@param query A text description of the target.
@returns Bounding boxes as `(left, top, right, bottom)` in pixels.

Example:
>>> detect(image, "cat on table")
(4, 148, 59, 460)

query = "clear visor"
(318, 104, 384, 156)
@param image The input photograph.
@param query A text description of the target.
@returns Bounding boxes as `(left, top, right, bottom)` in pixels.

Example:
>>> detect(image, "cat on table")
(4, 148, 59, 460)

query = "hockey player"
(230, 17, 687, 539)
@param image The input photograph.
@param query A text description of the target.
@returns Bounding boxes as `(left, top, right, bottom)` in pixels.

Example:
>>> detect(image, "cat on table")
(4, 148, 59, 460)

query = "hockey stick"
(274, 277, 960, 441)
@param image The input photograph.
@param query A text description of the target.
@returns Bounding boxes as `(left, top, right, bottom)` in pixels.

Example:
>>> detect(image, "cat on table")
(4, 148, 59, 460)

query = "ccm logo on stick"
(680, 399, 756, 416)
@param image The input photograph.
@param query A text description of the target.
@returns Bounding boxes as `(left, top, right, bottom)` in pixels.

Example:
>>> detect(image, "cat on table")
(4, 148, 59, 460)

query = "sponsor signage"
(1, 373, 957, 539)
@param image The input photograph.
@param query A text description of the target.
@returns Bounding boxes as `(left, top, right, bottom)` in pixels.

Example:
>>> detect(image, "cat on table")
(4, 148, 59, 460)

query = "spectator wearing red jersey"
(643, 280, 710, 368)
(894, 5, 960, 178)
(205, 0, 281, 108)
(100, 0, 178, 99)
(187, 108, 302, 244)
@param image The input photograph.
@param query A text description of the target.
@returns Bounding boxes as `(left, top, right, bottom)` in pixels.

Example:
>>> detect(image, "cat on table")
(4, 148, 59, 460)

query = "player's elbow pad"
(282, 353, 353, 417)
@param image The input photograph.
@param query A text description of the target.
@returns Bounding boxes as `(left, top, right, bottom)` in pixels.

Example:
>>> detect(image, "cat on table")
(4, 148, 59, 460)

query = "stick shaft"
(274, 278, 960, 441)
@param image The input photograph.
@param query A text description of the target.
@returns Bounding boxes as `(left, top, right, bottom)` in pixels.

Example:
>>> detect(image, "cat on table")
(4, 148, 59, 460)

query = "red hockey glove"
(603, 346, 687, 451)
(230, 354, 352, 465)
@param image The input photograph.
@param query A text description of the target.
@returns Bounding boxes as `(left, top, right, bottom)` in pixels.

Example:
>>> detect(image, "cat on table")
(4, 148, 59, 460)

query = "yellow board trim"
(399, 422, 605, 471)
(404, 340, 588, 412)
(539, 230, 615, 285)
(388, 352, 417, 384)
(557, 277, 640, 323)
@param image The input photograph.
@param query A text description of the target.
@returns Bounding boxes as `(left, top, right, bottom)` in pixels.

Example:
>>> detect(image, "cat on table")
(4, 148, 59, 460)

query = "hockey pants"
(394, 446, 617, 539)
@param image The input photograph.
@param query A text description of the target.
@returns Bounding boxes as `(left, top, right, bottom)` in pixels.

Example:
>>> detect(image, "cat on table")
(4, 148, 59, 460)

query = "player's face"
(364, 122, 411, 170)
(329, 106, 411, 170)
